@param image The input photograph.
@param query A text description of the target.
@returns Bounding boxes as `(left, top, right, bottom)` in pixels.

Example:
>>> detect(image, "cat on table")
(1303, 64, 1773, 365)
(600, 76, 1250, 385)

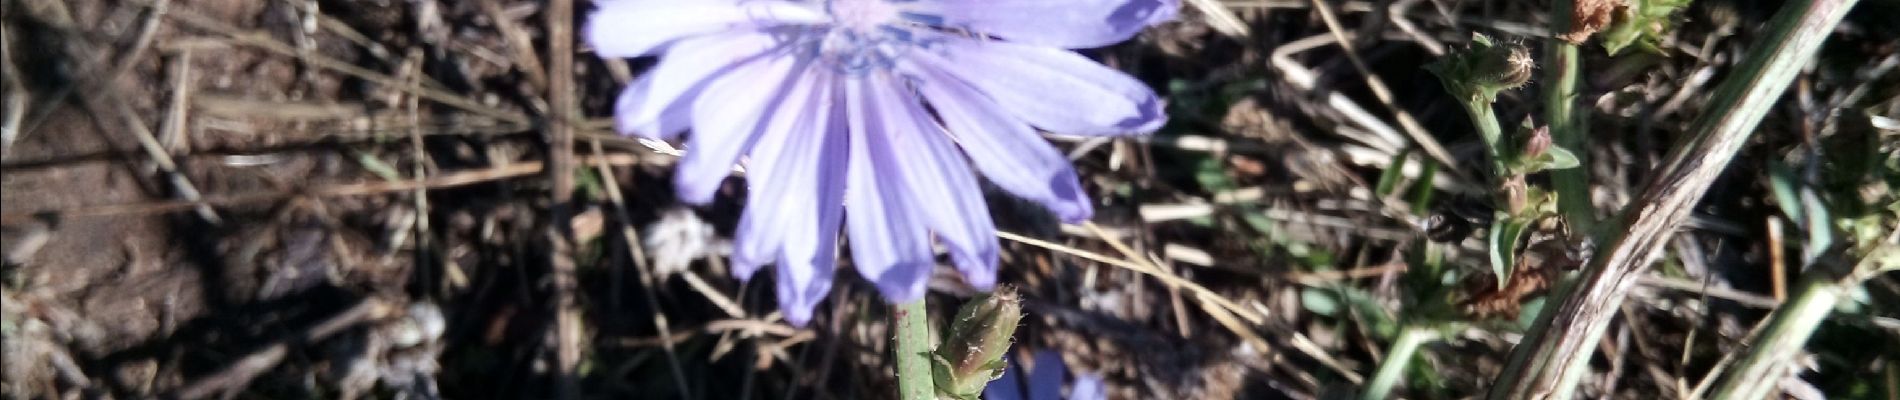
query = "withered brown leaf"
(1558, 0, 1623, 44)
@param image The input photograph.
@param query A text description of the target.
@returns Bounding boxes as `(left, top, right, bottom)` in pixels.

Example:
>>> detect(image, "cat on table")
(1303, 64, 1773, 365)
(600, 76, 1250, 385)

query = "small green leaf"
(1768, 161, 1806, 225)
(1487, 215, 1530, 290)
(1602, 0, 1691, 56)
(353, 151, 405, 182)
(1798, 188, 1833, 264)
(1543, 146, 1581, 170)
(1194, 157, 1235, 193)
(1376, 150, 1412, 197)
(1409, 160, 1439, 215)
(1302, 288, 1342, 316)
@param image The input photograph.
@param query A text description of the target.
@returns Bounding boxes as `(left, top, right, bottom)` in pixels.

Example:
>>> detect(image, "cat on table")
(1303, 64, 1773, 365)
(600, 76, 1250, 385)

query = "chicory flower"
(587, 0, 1174, 325)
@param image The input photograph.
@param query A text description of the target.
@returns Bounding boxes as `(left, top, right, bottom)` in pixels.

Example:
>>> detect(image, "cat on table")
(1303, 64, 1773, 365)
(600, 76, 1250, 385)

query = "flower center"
(825, 0, 899, 32)
(780, 0, 927, 75)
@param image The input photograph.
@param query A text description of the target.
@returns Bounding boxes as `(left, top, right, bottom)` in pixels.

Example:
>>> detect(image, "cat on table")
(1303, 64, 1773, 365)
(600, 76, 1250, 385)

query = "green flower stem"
(1486, 0, 1861, 397)
(895, 299, 936, 400)
(1460, 98, 1510, 178)
(1544, 36, 1594, 232)
(1361, 327, 1439, 400)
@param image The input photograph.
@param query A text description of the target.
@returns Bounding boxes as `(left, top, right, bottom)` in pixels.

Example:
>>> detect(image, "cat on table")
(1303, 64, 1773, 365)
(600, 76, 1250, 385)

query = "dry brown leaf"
(1559, 0, 1623, 44)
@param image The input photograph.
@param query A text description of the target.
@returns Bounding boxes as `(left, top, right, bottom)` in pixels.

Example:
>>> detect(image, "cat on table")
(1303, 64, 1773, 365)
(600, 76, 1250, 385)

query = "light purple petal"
(675, 55, 808, 204)
(912, 38, 1167, 136)
(876, 75, 1002, 290)
(914, 65, 1094, 223)
(912, 0, 1178, 48)
(612, 77, 688, 139)
(731, 73, 847, 281)
(1027, 350, 1068, 400)
(1067, 373, 1106, 400)
(585, 0, 825, 58)
(772, 219, 839, 327)
(614, 32, 781, 139)
(983, 354, 1027, 400)
(758, 75, 847, 327)
(842, 74, 939, 303)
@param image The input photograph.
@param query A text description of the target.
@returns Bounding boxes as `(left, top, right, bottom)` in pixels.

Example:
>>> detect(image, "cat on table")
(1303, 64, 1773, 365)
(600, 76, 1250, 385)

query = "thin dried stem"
(544, 0, 582, 396)
(1309, 0, 1464, 175)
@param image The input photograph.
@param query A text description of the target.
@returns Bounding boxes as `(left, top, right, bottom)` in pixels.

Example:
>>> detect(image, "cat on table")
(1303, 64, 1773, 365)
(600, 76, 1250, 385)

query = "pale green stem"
(1361, 327, 1439, 400)
(1486, 0, 1861, 397)
(894, 299, 936, 400)
(1463, 99, 1509, 176)
(1704, 276, 1843, 399)
(1702, 243, 1897, 399)
(1544, 33, 1594, 232)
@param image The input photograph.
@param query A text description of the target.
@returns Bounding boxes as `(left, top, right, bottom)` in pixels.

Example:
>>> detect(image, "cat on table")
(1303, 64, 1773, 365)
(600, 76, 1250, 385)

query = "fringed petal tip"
(867, 261, 936, 305)
(774, 259, 834, 328)
(954, 249, 1000, 291)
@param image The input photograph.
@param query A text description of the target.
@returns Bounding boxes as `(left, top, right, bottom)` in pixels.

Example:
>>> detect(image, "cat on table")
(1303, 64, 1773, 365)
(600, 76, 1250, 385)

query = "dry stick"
(1486, 0, 1860, 398)
(544, 0, 582, 396)
(15, 0, 171, 143)
(159, 48, 195, 153)
(587, 138, 694, 399)
(480, 0, 548, 93)
(1768, 217, 1790, 301)
(1079, 222, 1264, 324)
(1387, 0, 1446, 55)
(17, 0, 220, 224)
(1183, 0, 1251, 38)
(1000, 227, 1371, 383)
(173, 299, 391, 399)
(1307, 0, 1464, 175)
(1270, 35, 1406, 155)
(0, 153, 644, 224)
(98, 79, 225, 225)
(400, 49, 440, 300)
(155, 4, 531, 125)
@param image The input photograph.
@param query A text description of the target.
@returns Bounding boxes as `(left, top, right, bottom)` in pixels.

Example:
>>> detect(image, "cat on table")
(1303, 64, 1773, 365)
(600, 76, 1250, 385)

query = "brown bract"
(1559, 0, 1623, 44)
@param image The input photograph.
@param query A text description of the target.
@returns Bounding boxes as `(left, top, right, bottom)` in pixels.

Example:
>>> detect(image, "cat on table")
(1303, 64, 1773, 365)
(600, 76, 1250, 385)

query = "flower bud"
(1500, 176, 1529, 214)
(1427, 34, 1535, 103)
(1521, 124, 1552, 162)
(932, 285, 1024, 400)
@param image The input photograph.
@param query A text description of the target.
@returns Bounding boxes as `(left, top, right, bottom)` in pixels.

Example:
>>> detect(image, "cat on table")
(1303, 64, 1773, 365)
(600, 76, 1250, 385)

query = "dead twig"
(151, 2, 531, 124)
(173, 298, 392, 399)
(1307, 0, 1464, 175)
(587, 138, 694, 398)
(0, 153, 652, 224)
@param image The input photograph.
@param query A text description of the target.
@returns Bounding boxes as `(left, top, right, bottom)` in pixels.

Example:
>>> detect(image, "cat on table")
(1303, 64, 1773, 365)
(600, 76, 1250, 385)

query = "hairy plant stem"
(1464, 99, 1510, 177)
(1543, 35, 1594, 232)
(1456, 98, 1523, 213)
(894, 299, 936, 400)
(1486, 0, 1861, 397)
(1706, 276, 1844, 399)
(1361, 327, 1439, 400)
